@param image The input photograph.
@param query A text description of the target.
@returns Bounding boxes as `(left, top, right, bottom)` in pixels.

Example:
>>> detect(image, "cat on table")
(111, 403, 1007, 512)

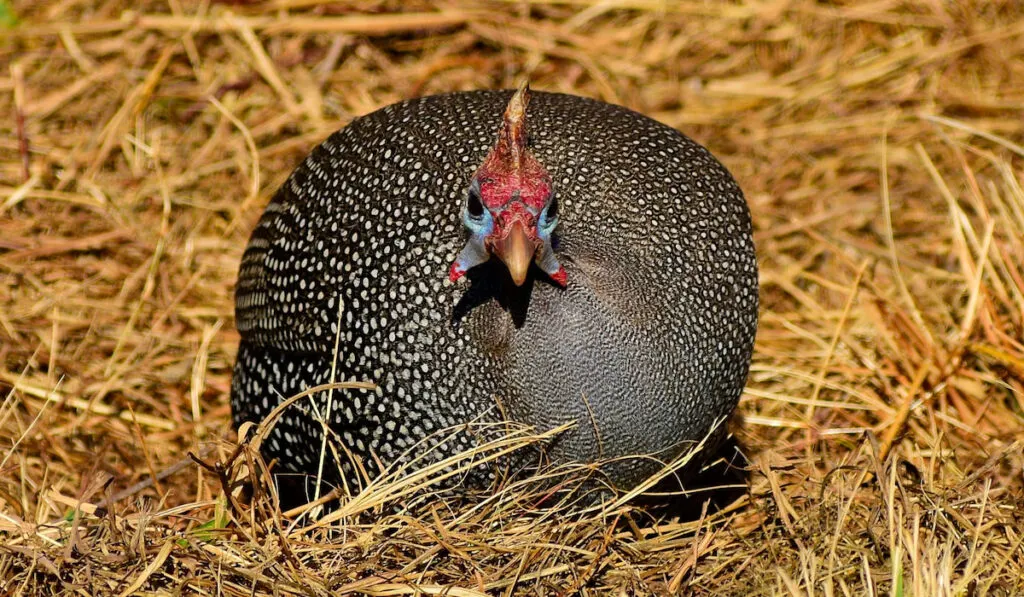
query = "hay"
(2, 0, 1023, 594)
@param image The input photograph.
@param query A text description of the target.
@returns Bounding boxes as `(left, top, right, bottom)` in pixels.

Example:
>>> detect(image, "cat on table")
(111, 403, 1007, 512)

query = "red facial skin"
(476, 160, 551, 212)
(479, 176, 548, 248)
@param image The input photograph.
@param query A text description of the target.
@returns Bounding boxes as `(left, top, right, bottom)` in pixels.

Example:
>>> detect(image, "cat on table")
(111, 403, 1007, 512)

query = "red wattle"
(550, 266, 568, 287)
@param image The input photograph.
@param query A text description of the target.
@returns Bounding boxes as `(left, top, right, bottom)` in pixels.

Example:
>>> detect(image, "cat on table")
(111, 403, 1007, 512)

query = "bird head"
(449, 83, 567, 288)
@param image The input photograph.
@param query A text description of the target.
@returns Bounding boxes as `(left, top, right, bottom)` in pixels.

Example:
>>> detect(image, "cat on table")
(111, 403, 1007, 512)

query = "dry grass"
(2, 0, 1024, 595)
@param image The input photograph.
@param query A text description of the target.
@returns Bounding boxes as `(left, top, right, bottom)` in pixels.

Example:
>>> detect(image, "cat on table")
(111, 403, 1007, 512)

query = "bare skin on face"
(449, 83, 566, 288)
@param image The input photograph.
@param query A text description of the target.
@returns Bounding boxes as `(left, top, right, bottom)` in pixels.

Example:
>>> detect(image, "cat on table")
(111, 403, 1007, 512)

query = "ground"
(1, 1, 1023, 595)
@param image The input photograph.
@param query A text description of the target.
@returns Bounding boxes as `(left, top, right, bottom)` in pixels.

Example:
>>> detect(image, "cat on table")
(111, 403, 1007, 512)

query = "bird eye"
(539, 195, 559, 234)
(545, 195, 558, 220)
(466, 185, 484, 218)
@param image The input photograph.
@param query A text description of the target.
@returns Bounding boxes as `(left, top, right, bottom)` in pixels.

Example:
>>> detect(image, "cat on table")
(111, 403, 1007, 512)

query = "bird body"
(231, 88, 758, 493)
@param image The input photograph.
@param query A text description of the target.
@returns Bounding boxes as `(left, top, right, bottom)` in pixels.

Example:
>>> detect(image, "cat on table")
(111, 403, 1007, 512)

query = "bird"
(230, 83, 758, 498)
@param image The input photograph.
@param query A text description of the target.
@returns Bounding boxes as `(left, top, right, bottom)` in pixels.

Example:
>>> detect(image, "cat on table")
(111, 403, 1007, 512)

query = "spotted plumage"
(231, 88, 758, 494)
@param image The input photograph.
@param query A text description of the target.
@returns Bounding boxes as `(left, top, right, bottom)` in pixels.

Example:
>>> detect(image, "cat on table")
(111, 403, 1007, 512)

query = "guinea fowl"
(231, 84, 758, 497)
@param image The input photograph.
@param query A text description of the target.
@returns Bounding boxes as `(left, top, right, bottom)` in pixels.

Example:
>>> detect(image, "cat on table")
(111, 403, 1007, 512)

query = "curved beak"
(494, 221, 536, 286)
